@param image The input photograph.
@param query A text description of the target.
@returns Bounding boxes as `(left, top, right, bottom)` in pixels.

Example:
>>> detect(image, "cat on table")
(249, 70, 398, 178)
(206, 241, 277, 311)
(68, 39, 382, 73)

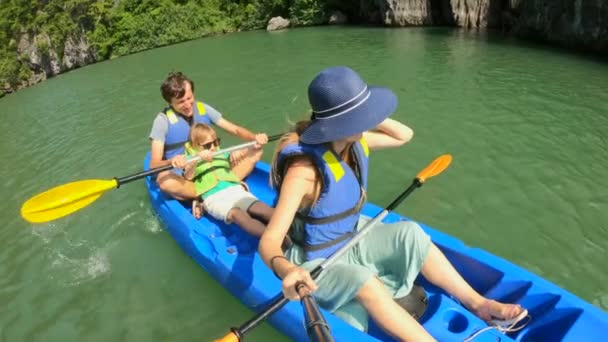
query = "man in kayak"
(183, 123, 272, 236)
(149, 71, 268, 200)
(260, 66, 528, 341)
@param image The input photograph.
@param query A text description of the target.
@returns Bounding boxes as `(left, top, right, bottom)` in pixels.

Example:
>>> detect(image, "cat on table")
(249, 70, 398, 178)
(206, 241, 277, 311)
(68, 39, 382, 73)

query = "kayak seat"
(395, 284, 428, 321)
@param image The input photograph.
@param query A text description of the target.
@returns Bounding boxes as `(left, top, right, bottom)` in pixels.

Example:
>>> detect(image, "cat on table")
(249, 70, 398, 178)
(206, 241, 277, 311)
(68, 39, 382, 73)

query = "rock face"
(328, 11, 348, 25)
(62, 31, 96, 70)
(267, 16, 291, 31)
(357, 0, 499, 27)
(17, 32, 62, 86)
(449, 0, 499, 28)
(4, 30, 97, 94)
(376, 0, 434, 26)
(364, 0, 607, 54)
(510, 0, 608, 53)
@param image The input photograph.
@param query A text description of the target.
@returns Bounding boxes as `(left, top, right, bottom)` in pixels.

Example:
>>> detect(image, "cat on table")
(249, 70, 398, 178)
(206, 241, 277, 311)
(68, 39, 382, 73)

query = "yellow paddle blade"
(416, 154, 453, 183)
(21, 179, 118, 223)
(214, 332, 239, 342)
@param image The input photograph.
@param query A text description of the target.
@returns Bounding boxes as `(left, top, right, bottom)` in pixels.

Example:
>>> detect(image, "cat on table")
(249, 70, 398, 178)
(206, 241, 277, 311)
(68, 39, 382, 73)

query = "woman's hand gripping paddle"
(20, 134, 284, 223)
(297, 283, 334, 342)
(215, 154, 453, 342)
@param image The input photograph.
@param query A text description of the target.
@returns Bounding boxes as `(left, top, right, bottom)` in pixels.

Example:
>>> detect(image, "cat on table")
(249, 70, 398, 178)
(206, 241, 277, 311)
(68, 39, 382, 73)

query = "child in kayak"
(183, 123, 273, 238)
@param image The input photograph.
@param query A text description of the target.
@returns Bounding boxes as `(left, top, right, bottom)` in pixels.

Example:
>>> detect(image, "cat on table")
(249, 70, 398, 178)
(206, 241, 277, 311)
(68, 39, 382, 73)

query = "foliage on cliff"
(0, 0, 333, 94)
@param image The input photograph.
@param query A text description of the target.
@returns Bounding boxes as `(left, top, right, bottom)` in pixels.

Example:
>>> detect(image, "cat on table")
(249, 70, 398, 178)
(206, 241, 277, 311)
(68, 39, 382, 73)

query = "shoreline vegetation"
(1, 0, 299, 96)
(1, 0, 606, 97)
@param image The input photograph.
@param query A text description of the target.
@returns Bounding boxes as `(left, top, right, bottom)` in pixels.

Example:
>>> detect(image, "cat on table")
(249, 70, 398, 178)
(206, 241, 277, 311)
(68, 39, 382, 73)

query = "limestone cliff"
(366, 0, 606, 54)
(3, 30, 96, 96)
(509, 0, 607, 52)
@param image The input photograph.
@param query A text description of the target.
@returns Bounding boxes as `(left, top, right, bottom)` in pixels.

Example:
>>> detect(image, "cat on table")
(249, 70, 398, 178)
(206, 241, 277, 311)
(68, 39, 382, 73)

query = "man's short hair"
(161, 72, 195, 103)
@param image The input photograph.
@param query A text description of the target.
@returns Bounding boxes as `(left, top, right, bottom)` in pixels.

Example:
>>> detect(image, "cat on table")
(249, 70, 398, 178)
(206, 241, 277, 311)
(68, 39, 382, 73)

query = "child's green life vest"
(184, 142, 241, 196)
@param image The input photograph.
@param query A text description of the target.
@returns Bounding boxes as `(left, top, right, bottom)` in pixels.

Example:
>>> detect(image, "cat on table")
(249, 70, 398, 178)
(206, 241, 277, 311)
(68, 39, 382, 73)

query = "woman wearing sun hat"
(259, 66, 526, 340)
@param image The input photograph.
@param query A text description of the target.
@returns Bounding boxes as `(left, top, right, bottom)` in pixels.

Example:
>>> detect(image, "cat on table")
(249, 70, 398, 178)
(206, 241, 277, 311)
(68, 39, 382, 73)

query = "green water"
(1, 27, 607, 341)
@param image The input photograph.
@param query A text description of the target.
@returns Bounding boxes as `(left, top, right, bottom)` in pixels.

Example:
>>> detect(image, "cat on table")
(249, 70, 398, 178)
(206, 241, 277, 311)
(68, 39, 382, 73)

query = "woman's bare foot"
(192, 199, 205, 219)
(472, 299, 526, 322)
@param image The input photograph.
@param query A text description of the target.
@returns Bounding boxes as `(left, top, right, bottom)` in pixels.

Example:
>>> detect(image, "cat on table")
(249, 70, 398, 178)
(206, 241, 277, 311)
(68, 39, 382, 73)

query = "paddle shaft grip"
(116, 133, 284, 186)
(386, 178, 421, 211)
(231, 295, 289, 337)
(229, 178, 424, 338)
(298, 283, 334, 342)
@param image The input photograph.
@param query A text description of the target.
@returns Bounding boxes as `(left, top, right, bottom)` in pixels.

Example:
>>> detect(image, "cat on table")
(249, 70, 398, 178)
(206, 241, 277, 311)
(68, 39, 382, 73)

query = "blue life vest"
(275, 139, 370, 260)
(163, 101, 213, 159)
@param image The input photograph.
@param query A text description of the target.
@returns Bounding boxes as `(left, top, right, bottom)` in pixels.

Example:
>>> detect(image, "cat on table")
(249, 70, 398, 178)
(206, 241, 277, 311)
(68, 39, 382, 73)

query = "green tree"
(0, 0, 344, 95)
(290, 0, 327, 25)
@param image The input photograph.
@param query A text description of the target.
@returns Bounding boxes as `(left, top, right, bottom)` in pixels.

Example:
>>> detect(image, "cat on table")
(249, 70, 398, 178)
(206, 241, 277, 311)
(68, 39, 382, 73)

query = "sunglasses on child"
(198, 138, 221, 150)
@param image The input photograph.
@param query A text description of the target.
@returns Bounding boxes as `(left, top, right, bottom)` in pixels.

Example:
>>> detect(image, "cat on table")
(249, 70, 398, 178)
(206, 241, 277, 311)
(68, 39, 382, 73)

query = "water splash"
(139, 200, 163, 233)
(32, 223, 112, 286)
(143, 214, 162, 234)
(32, 222, 71, 244)
(50, 248, 111, 286)
(106, 211, 138, 234)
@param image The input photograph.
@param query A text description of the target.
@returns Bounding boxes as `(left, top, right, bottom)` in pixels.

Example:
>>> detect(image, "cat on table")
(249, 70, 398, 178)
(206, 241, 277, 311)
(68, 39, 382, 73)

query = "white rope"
(463, 312, 531, 342)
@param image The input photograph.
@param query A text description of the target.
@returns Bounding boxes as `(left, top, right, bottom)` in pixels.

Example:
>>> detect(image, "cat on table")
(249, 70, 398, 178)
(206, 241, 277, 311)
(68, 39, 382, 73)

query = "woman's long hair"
(270, 120, 311, 190)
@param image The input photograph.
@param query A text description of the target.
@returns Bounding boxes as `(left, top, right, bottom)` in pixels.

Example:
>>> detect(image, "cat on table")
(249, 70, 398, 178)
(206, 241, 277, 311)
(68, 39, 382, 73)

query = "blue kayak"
(144, 156, 608, 341)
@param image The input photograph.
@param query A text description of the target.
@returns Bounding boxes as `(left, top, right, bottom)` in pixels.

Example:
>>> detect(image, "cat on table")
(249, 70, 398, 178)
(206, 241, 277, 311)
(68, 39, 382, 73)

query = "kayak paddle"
(215, 154, 453, 341)
(298, 283, 334, 342)
(21, 134, 284, 223)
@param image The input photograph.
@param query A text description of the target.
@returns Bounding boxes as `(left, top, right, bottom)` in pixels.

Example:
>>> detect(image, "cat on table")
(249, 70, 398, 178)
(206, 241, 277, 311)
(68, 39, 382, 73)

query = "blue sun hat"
(300, 66, 398, 144)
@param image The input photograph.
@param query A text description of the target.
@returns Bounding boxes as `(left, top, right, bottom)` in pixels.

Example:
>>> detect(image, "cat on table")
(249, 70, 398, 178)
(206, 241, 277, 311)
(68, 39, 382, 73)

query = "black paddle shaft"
(386, 178, 421, 212)
(298, 283, 334, 342)
(231, 177, 424, 338)
(232, 287, 334, 341)
(114, 133, 284, 187)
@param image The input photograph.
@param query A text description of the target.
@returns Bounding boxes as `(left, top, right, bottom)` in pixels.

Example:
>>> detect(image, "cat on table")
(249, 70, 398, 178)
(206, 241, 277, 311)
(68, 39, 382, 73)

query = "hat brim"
(300, 86, 398, 144)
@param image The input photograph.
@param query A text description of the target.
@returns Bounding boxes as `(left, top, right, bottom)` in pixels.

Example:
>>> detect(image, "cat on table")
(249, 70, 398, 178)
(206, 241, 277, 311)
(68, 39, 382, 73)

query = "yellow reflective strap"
(322, 151, 344, 182)
(166, 109, 179, 124)
(184, 142, 197, 155)
(359, 137, 369, 157)
(196, 101, 206, 116)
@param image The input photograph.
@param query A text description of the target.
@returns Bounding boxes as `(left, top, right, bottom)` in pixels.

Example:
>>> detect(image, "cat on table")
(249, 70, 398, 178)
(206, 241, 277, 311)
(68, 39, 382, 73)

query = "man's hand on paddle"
(282, 267, 318, 300)
(253, 133, 268, 148)
(170, 155, 189, 169)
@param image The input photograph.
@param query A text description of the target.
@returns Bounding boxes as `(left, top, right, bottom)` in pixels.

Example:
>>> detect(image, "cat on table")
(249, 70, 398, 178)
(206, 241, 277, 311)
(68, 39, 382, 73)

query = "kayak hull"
(145, 156, 608, 341)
